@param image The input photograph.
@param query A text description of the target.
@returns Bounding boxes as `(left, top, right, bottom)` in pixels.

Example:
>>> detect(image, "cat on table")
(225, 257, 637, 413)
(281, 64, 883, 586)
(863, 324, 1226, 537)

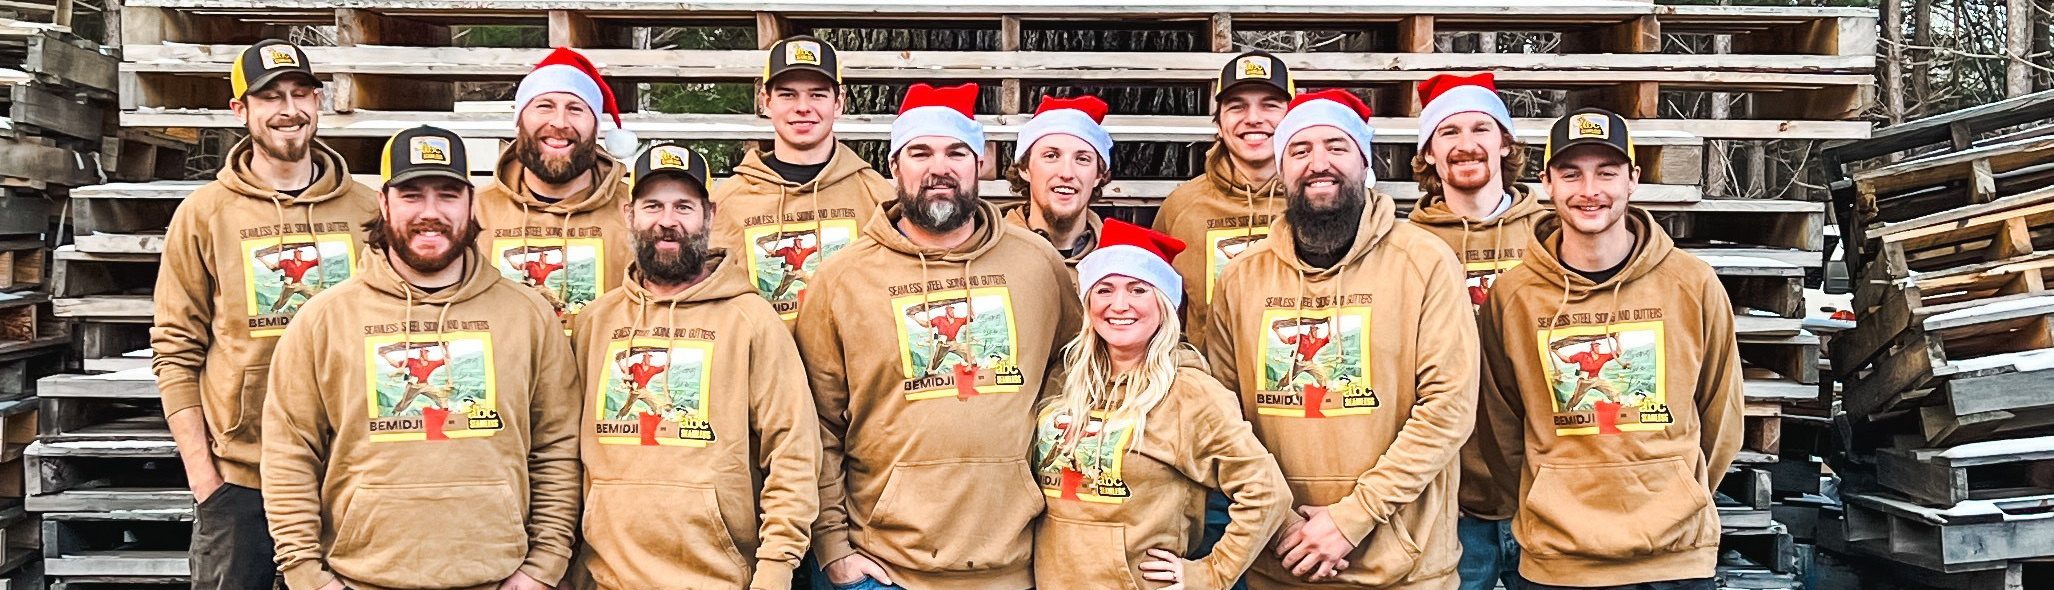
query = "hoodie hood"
(359, 244, 503, 305)
(619, 248, 755, 306)
(1521, 207, 1674, 297)
(1262, 186, 1398, 277)
(1201, 142, 1286, 202)
(861, 198, 1007, 262)
(489, 147, 630, 213)
(217, 137, 357, 205)
(730, 143, 877, 194)
(1408, 183, 1546, 228)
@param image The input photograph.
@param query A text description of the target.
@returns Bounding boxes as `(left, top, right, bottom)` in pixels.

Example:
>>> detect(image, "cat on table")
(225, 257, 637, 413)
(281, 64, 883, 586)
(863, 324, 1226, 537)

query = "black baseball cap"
(632, 143, 711, 197)
(1213, 50, 1294, 104)
(1545, 108, 1636, 166)
(763, 35, 843, 86)
(380, 126, 470, 188)
(232, 39, 320, 97)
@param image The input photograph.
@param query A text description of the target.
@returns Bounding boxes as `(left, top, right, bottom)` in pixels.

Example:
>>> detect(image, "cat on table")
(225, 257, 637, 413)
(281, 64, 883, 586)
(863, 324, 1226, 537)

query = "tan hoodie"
(1474, 209, 1743, 587)
(570, 250, 820, 590)
(1154, 145, 1287, 349)
(475, 148, 634, 325)
(1000, 201, 1104, 273)
(151, 137, 378, 488)
(1032, 351, 1289, 590)
(710, 144, 896, 323)
(261, 247, 581, 590)
(793, 199, 1083, 590)
(1202, 189, 1478, 590)
(1404, 184, 1547, 520)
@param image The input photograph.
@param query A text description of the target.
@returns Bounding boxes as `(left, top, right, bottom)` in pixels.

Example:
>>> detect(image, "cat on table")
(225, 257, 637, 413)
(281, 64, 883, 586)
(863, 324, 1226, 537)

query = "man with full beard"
(1202, 90, 1477, 590)
(1001, 94, 1112, 273)
(794, 82, 1081, 590)
(478, 47, 639, 324)
(151, 39, 377, 590)
(1400, 73, 1546, 590)
(263, 126, 580, 590)
(570, 143, 819, 590)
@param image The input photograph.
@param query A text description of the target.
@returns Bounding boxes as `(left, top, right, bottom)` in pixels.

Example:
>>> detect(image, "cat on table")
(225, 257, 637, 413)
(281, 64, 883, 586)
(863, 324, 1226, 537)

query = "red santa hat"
(1013, 95, 1113, 162)
(1076, 219, 1187, 308)
(516, 47, 638, 159)
(1416, 73, 1514, 149)
(1273, 89, 1377, 182)
(891, 82, 986, 158)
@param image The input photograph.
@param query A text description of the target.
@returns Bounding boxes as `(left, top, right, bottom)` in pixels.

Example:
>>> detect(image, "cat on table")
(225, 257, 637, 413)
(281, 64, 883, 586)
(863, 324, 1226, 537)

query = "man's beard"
(252, 116, 313, 163)
(383, 217, 477, 274)
(636, 225, 711, 285)
(899, 176, 979, 233)
(516, 125, 600, 185)
(1285, 172, 1368, 260)
(1441, 147, 1495, 193)
(1036, 193, 1092, 241)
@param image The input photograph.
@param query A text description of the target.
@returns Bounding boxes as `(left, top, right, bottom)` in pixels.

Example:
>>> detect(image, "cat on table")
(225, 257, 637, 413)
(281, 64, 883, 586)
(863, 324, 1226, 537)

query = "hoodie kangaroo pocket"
(1516, 458, 1714, 560)
(582, 481, 749, 589)
(1290, 479, 1421, 586)
(329, 481, 526, 588)
(866, 458, 1040, 573)
(202, 366, 266, 439)
(1032, 516, 1139, 590)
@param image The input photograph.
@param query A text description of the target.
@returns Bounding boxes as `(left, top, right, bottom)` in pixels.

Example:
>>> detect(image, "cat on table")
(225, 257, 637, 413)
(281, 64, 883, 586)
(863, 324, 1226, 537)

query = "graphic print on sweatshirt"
(1033, 407, 1135, 504)
(490, 237, 604, 318)
(891, 286, 1024, 401)
(1537, 321, 1671, 435)
(243, 231, 356, 337)
(1256, 302, 1377, 418)
(593, 337, 715, 447)
(1205, 228, 1270, 304)
(1464, 259, 1521, 311)
(363, 331, 502, 442)
(744, 220, 857, 319)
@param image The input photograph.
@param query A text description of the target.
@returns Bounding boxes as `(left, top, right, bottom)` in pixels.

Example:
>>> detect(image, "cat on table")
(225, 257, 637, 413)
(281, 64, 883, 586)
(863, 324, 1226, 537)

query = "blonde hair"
(1036, 287, 1183, 473)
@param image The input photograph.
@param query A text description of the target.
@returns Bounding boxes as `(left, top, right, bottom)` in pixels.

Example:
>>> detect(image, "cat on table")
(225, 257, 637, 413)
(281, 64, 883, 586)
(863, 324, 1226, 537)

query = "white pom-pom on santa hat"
(1416, 73, 1514, 150)
(516, 47, 639, 159)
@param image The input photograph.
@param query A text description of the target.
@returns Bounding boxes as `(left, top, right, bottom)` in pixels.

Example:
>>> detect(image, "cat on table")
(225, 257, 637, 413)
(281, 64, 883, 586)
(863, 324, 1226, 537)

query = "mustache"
(403, 219, 454, 235)
(920, 176, 960, 191)
(267, 114, 312, 129)
(1296, 171, 1342, 190)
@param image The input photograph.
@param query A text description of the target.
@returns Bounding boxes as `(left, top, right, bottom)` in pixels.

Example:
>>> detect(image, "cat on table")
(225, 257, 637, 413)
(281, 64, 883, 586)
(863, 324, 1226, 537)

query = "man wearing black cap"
(570, 143, 821, 589)
(151, 38, 377, 590)
(712, 35, 894, 325)
(1471, 108, 1743, 590)
(263, 126, 582, 590)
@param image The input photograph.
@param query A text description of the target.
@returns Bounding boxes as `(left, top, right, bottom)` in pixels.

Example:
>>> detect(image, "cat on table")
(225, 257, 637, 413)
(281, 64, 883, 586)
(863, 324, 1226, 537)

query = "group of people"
(150, 36, 1743, 590)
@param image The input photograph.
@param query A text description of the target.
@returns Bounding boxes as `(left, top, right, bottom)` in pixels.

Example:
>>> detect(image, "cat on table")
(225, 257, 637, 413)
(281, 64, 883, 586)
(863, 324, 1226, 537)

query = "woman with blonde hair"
(1033, 218, 1290, 589)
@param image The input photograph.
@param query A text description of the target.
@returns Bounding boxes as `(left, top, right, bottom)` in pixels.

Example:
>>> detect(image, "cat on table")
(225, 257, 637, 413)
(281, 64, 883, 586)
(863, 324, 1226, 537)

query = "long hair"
(1412, 132, 1529, 197)
(1036, 288, 1184, 472)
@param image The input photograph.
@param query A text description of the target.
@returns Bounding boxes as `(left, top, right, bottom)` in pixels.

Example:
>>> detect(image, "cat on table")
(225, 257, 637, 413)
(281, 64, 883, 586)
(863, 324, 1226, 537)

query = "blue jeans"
(1457, 515, 1522, 590)
(832, 578, 901, 590)
(1194, 491, 1250, 589)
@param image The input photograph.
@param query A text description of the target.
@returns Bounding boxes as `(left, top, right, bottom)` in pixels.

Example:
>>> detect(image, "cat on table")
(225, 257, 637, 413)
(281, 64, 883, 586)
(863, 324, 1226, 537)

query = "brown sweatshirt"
(1032, 351, 1289, 590)
(1000, 201, 1104, 273)
(261, 247, 582, 590)
(152, 137, 378, 488)
(570, 251, 820, 590)
(1154, 145, 1287, 350)
(794, 199, 1083, 590)
(1203, 190, 1478, 589)
(1474, 209, 1743, 587)
(710, 144, 895, 323)
(475, 148, 634, 325)
(1404, 184, 1547, 520)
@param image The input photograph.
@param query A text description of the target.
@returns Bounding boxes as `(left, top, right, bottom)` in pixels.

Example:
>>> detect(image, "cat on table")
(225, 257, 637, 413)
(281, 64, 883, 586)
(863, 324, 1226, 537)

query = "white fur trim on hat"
(1417, 84, 1513, 149)
(1013, 109, 1112, 163)
(1273, 99, 1378, 185)
(1076, 244, 1183, 309)
(516, 64, 606, 127)
(891, 105, 986, 158)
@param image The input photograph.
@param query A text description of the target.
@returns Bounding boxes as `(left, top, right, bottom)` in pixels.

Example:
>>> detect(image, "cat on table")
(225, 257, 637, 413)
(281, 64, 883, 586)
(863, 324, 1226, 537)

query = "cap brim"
(1213, 79, 1290, 102)
(384, 168, 470, 189)
(1547, 138, 1633, 165)
(766, 66, 839, 87)
(241, 70, 322, 96)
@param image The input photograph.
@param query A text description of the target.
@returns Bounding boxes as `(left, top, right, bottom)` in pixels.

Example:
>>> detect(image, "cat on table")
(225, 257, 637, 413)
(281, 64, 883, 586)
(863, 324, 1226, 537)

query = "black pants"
(1524, 579, 1717, 590)
(190, 483, 278, 590)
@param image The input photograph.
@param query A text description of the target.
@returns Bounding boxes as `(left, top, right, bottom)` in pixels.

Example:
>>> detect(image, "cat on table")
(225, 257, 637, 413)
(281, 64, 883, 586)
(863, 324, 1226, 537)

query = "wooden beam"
(1209, 12, 1232, 52)
(1000, 15, 1022, 116)
(753, 12, 787, 50)
(8, 84, 106, 142)
(27, 36, 116, 94)
(337, 8, 449, 47)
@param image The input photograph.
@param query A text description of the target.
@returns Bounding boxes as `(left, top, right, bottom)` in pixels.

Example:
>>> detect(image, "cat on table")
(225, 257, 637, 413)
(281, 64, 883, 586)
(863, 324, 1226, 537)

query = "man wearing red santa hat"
(476, 47, 640, 326)
(1002, 94, 1115, 272)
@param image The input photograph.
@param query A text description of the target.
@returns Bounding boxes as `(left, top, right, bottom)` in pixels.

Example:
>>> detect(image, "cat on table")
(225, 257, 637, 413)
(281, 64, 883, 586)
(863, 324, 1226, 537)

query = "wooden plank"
(1857, 136, 2054, 197)
(0, 138, 99, 188)
(1843, 335, 1943, 420)
(8, 83, 107, 141)
(27, 35, 115, 94)
(1208, 12, 1231, 53)
(45, 552, 189, 577)
(338, 8, 450, 47)
(116, 0, 1874, 20)
(52, 295, 151, 320)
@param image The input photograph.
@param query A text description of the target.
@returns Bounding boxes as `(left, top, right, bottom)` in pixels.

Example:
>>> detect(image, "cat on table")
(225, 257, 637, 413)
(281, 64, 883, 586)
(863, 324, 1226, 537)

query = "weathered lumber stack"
(1816, 90, 2054, 590)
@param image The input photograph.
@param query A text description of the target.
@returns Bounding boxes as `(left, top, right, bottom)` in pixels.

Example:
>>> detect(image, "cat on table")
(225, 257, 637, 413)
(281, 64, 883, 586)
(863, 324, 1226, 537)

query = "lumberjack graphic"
(381, 342, 453, 420)
(503, 245, 569, 314)
(1468, 274, 1493, 307)
(912, 300, 976, 376)
(612, 347, 674, 419)
(258, 242, 324, 313)
(1554, 335, 1631, 412)
(1273, 317, 1336, 417)
(1045, 410, 1114, 501)
(757, 230, 820, 300)
(1216, 234, 1264, 270)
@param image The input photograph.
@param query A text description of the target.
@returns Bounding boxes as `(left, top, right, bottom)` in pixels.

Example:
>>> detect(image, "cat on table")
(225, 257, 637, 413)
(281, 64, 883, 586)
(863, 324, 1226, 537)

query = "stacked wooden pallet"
(1817, 90, 2054, 590)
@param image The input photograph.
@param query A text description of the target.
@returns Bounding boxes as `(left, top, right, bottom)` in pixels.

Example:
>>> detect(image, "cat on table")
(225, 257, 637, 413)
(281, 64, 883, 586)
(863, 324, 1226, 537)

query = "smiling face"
(1542, 144, 1639, 237)
(1216, 85, 1290, 171)
(515, 92, 601, 184)
(1020, 133, 1104, 228)
(1426, 111, 1511, 194)
(626, 176, 713, 285)
(1088, 274, 1166, 356)
(380, 177, 477, 273)
(891, 136, 983, 233)
(232, 76, 322, 163)
(762, 73, 843, 153)
(1282, 125, 1368, 211)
